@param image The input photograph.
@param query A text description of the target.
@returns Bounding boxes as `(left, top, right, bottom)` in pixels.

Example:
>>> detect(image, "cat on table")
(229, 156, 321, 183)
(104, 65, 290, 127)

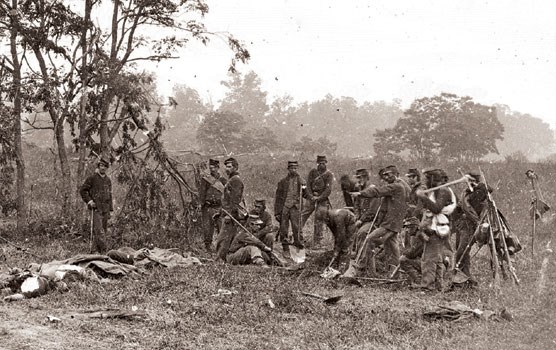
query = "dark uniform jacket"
(402, 235, 425, 260)
(228, 229, 267, 254)
(306, 169, 333, 202)
(199, 173, 227, 207)
(248, 209, 274, 236)
(354, 183, 382, 223)
(80, 173, 113, 212)
(221, 171, 244, 220)
(419, 187, 455, 258)
(274, 173, 304, 215)
(360, 181, 407, 233)
(325, 209, 357, 253)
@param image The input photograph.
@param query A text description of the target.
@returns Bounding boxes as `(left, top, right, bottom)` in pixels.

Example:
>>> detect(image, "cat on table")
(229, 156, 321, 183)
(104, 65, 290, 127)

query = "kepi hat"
(355, 168, 369, 178)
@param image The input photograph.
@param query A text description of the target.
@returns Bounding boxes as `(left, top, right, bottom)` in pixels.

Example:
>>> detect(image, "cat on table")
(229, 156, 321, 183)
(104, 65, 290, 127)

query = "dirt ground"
(1, 242, 556, 349)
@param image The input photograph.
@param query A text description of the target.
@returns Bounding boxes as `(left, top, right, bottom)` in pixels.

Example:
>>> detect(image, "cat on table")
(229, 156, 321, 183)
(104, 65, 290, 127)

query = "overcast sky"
(148, 0, 556, 127)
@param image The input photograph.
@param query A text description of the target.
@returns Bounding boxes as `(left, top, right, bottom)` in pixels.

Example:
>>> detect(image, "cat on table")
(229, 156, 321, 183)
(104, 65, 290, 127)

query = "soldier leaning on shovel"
(80, 157, 113, 253)
(198, 159, 227, 252)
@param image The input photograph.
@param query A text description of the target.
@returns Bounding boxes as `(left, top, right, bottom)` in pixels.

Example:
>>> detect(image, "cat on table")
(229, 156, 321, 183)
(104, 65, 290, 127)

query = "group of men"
(81, 154, 499, 291)
(197, 155, 501, 290)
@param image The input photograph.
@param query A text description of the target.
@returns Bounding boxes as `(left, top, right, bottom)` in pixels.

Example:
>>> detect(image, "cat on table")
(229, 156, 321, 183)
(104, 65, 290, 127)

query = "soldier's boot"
(406, 270, 420, 285)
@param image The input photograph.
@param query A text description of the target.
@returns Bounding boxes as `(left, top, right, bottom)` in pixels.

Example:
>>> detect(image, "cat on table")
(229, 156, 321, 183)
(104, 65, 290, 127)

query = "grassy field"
(1, 226, 555, 350)
(1, 155, 556, 349)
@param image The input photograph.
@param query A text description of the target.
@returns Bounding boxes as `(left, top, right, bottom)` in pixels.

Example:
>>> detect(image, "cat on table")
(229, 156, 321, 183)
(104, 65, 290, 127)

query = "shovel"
(290, 245, 306, 264)
(320, 254, 341, 279)
(301, 292, 343, 305)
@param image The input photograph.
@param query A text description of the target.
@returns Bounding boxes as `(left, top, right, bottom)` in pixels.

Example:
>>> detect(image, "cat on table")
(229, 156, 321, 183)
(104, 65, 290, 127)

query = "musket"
(221, 208, 285, 267)
(479, 167, 520, 285)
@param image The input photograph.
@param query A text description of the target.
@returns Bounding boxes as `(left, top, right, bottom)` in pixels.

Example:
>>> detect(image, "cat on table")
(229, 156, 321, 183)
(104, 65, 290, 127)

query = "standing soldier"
(215, 157, 245, 261)
(415, 168, 457, 291)
(275, 161, 305, 258)
(199, 159, 227, 251)
(301, 155, 334, 247)
(80, 157, 113, 253)
(453, 170, 491, 284)
(403, 168, 426, 247)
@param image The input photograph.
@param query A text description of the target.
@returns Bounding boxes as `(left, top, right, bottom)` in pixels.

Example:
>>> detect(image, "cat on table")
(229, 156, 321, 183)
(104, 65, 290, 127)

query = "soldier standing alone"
(275, 161, 305, 258)
(80, 157, 113, 253)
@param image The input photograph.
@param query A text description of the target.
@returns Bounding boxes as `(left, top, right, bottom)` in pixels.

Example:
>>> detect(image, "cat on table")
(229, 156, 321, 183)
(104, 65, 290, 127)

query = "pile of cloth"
(1, 247, 201, 301)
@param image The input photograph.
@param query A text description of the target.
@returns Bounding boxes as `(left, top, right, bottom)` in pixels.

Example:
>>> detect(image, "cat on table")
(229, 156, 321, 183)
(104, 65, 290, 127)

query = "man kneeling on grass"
(224, 216, 273, 267)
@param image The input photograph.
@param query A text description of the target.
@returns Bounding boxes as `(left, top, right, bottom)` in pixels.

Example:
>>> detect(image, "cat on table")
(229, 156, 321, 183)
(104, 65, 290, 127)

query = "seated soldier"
(315, 207, 357, 269)
(226, 217, 273, 267)
(399, 217, 425, 285)
(250, 199, 277, 240)
(246, 213, 275, 250)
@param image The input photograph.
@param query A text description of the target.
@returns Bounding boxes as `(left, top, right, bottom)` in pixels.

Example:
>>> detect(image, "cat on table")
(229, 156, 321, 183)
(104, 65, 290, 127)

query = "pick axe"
(421, 175, 473, 194)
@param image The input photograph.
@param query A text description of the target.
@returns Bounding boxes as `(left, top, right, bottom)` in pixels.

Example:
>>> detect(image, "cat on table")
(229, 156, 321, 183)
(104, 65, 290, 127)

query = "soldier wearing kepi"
(453, 170, 492, 284)
(345, 165, 407, 277)
(199, 159, 227, 251)
(275, 161, 305, 257)
(301, 155, 334, 247)
(248, 199, 276, 248)
(351, 168, 382, 272)
(415, 168, 457, 291)
(215, 157, 246, 261)
(403, 168, 426, 248)
(80, 157, 113, 253)
(226, 215, 272, 267)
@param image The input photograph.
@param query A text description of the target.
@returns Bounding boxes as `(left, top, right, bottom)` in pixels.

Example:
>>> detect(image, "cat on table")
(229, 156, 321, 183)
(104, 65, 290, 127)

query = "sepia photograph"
(0, 0, 555, 349)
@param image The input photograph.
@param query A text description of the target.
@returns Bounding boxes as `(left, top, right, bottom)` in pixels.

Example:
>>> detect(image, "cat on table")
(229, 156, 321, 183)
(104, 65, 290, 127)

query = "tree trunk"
(74, 0, 93, 222)
(31, 46, 72, 216)
(10, 0, 27, 230)
(55, 122, 72, 215)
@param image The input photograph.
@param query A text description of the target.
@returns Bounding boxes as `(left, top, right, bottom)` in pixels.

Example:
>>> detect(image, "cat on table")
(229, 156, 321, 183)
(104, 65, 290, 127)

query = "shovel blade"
(452, 269, 470, 284)
(323, 295, 343, 305)
(290, 246, 306, 264)
(341, 260, 360, 279)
